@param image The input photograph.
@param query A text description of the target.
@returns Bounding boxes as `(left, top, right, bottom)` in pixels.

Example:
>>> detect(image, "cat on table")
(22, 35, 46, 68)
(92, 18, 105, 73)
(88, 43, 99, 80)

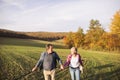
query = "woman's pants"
(69, 67, 80, 80)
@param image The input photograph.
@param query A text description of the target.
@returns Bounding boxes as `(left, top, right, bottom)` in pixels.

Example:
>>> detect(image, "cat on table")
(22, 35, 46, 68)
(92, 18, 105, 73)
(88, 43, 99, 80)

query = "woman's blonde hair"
(71, 47, 77, 54)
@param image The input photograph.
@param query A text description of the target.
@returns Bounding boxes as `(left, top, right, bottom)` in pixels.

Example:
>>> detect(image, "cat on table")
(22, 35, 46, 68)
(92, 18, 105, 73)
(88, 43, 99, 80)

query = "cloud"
(0, 0, 26, 10)
(0, 0, 120, 32)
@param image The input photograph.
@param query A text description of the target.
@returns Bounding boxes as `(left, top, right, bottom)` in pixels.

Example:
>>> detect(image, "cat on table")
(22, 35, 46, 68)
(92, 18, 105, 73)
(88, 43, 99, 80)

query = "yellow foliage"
(110, 10, 120, 35)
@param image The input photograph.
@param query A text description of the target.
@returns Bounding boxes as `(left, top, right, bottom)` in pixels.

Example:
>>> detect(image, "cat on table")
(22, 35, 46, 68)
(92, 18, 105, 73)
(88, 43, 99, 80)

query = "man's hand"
(60, 65, 64, 70)
(32, 67, 37, 72)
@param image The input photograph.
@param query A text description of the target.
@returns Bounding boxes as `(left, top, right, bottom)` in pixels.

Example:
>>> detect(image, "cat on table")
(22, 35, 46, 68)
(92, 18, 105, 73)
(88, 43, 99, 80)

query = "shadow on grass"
(94, 64, 114, 70)
(83, 64, 120, 80)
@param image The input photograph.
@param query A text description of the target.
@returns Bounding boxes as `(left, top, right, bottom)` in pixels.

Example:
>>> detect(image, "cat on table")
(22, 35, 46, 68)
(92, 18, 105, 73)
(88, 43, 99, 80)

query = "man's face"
(48, 46, 53, 53)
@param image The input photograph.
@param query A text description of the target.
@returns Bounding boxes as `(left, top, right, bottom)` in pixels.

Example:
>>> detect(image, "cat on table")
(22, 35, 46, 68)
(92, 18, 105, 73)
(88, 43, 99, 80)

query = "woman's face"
(71, 48, 76, 55)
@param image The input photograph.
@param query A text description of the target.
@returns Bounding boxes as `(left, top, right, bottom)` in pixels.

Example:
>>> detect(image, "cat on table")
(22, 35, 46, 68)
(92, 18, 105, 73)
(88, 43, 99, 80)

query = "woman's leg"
(75, 68, 80, 80)
(69, 67, 75, 80)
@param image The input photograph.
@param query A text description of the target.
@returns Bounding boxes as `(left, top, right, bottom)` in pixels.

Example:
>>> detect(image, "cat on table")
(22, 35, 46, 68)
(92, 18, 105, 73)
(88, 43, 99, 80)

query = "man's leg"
(43, 70, 50, 80)
(50, 69, 55, 80)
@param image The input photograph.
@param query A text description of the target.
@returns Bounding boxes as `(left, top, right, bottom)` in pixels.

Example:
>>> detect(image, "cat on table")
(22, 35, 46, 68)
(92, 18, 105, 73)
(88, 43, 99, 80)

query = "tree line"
(0, 29, 67, 41)
(63, 10, 120, 52)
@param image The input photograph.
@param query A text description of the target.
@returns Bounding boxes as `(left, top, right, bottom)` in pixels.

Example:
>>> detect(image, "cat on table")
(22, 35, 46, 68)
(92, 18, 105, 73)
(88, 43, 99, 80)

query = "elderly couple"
(32, 44, 83, 80)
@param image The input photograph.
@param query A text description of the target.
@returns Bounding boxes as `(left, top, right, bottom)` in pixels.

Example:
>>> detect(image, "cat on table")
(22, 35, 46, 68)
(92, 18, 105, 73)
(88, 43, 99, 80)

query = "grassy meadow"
(0, 37, 120, 80)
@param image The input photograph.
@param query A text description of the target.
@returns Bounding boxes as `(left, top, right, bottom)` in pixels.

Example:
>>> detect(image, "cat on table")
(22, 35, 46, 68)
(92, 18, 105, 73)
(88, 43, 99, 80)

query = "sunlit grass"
(0, 37, 120, 80)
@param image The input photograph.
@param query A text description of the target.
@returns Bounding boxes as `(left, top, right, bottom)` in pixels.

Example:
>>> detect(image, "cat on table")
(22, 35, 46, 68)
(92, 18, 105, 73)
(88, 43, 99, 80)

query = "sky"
(0, 0, 120, 32)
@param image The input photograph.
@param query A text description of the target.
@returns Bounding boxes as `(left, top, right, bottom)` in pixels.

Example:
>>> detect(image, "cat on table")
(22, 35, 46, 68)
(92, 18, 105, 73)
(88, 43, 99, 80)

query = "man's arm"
(32, 52, 45, 71)
(55, 53, 62, 64)
(55, 53, 64, 69)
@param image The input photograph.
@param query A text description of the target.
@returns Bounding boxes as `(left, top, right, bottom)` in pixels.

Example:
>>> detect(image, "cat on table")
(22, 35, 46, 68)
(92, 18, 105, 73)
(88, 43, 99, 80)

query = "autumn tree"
(109, 10, 120, 51)
(89, 19, 101, 29)
(73, 27, 84, 48)
(110, 10, 120, 36)
(84, 19, 105, 50)
(100, 33, 120, 51)
(63, 27, 84, 48)
(63, 32, 74, 48)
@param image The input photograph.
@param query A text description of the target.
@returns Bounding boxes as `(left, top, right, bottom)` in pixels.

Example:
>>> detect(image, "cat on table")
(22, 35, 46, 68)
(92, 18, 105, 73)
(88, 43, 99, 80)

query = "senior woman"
(64, 47, 83, 80)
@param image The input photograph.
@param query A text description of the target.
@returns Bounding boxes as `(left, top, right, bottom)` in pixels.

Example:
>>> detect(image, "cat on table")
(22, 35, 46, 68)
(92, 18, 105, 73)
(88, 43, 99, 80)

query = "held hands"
(60, 65, 64, 70)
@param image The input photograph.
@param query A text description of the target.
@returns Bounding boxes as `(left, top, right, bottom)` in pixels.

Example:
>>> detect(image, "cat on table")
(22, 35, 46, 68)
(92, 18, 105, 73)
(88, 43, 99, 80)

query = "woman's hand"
(60, 65, 64, 70)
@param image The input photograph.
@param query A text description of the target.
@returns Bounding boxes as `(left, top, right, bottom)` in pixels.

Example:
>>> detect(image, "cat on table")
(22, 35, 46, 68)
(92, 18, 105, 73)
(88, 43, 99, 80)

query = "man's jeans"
(43, 69, 55, 80)
(69, 67, 80, 80)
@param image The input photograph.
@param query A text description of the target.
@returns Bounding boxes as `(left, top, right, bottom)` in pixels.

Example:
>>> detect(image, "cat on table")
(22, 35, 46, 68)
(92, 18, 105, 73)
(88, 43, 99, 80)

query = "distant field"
(0, 37, 120, 80)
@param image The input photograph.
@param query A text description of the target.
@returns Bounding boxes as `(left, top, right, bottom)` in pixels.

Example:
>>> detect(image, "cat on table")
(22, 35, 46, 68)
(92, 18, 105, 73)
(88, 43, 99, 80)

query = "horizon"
(0, 28, 70, 32)
(0, 0, 120, 32)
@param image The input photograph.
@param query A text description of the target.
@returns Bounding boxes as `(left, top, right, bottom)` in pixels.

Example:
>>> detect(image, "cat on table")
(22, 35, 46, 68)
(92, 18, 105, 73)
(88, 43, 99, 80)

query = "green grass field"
(0, 37, 120, 80)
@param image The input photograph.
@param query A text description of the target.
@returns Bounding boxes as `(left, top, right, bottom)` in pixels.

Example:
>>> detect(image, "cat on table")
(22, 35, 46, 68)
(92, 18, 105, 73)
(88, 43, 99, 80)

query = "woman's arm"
(63, 54, 72, 67)
(78, 54, 83, 66)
